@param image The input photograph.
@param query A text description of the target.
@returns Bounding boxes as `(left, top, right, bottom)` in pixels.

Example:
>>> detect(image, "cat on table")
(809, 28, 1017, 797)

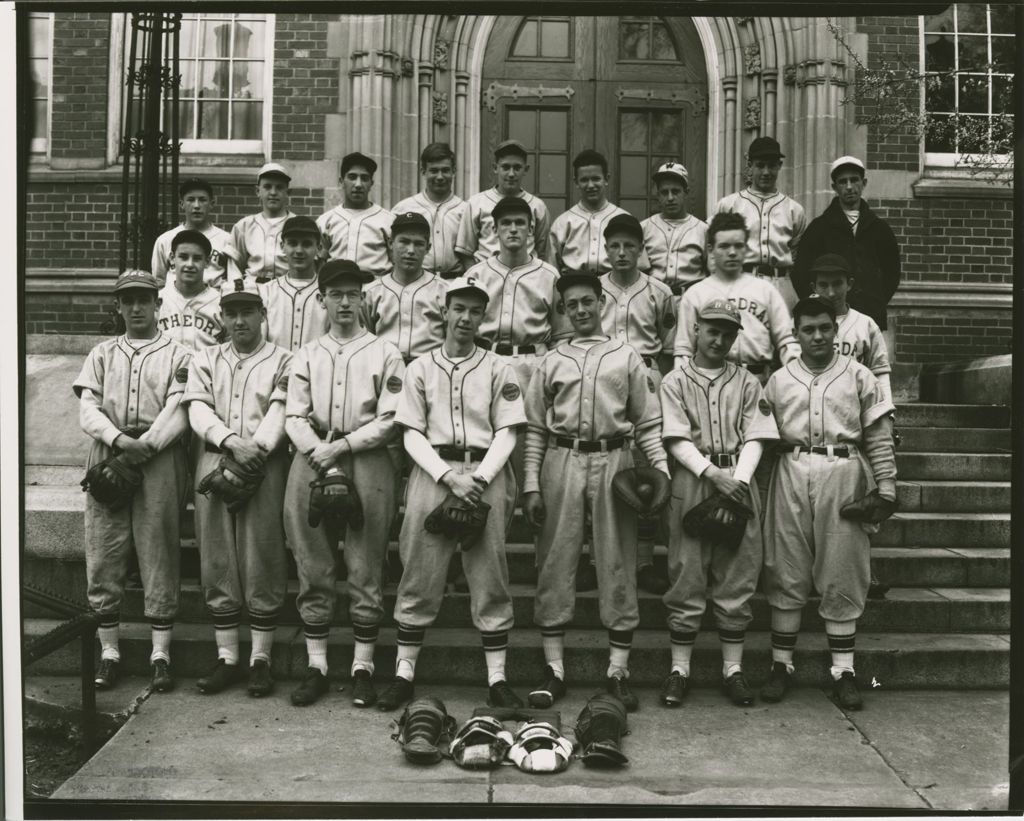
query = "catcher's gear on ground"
(81, 455, 143, 510)
(197, 456, 266, 513)
(682, 491, 755, 550)
(612, 466, 670, 518)
(424, 494, 490, 549)
(449, 715, 514, 769)
(840, 489, 898, 525)
(508, 721, 574, 773)
(575, 693, 629, 768)
(392, 696, 457, 765)
(307, 468, 363, 530)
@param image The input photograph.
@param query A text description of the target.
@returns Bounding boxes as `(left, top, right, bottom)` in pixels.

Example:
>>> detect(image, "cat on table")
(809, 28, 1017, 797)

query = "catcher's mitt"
(612, 466, 670, 518)
(308, 468, 364, 530)
(840, 489, 897, 525)
(424, 493, 490, 549)
(197, 456, 266, 514)
(682, 491, 755, 549)
(81, 455, 143, 510)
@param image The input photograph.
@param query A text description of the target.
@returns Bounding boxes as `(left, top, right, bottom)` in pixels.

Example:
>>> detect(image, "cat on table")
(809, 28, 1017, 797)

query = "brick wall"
(895, 314, 1013, 364)
(272, 14, 336, 161)
(50, 13, 110, 160)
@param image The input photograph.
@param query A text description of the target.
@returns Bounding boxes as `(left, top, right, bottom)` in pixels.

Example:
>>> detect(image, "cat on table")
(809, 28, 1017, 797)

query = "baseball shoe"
(487, 680, 523, 709)
(576, 558, 598, 592)
(760, 662, 792, 703)
(528, 666, 567, 708)
(150, 659, 174, 692)
(660, 671, 690, 707)
(247, 660, 274, 698)
(722, 671, 754, 706)
(606, 675, 639, 712)
(377, 676, 415, 712)
(636, 564, 669, 596)
(867, 573, 889, 599)
(351, 669, 377, 708)
(94, 658, 120, 690)
(197, 659, 245, 695)
(832, 672, 863, 711)
(291, 667, 330, 706)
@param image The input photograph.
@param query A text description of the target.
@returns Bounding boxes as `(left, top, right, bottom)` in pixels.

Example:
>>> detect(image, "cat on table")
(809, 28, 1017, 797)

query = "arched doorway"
(481, 16, 709, 220)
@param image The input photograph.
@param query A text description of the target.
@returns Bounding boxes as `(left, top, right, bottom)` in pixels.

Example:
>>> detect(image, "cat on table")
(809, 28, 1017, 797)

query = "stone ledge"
(920, 354, 1012, 406)
(912, 176, 1014, 200)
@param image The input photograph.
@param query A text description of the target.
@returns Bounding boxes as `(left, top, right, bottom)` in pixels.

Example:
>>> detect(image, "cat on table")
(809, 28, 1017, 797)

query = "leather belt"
(707, 452, 737, 468)
(553, 436, 627, 453)
(477, 338, 539, 356)
(743, 263, 791, 277)
(311, 425, 350, 442)
(778, 444, 851, 458)
(436, 445, 488, 463)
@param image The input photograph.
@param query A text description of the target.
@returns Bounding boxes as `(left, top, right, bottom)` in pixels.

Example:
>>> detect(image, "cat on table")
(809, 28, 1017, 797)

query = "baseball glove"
(424, 494, 490, 550)
(612, 466, 670, 518)
(81, 455, 143, 510)
(307, 468, 364, 530)
(840, 489, 898, 525)
(682, 491, 755, 549)
(197, 456, 266, 514)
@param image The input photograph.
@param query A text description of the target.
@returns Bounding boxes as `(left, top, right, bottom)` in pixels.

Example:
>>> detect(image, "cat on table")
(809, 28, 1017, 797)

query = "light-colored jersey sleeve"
(184, 351, 234, 447)
(230, 220, 249, 273)
(490, 360, 528, 431)
(740, 375, 780, 442)
(673, 290, 699, 358)
(658, 290, 678, 354)
(284, 347, 320, 455)
(658, 372, 693, 442)
(252, 351, 293, 451)
(865, 319, 892, 375)
(140, 346, 192, 451)
(455, 204, 480, 257)
(766, 287, 799, 363)
(394, 358, 428, 434)
(345, 345, 405, 452)
(790, 201, 808, 251)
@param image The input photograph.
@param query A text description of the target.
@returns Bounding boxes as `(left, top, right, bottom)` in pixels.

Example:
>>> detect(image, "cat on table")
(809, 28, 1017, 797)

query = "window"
(618, 17, 678, 63)
(510, 16, 572, 60)
(28, 12, 52, 154)
(506, 107, 571, 216)
(922, 4, 1013, 165)
(617, 108, 683, 218)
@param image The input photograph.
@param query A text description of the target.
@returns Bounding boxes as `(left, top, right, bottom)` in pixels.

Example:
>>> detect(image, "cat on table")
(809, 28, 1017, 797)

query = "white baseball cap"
(653, 161, 689, 184)
(445, 275, 489, 302)
(829, 156, 866, 179)
(257, 162, 291, 182)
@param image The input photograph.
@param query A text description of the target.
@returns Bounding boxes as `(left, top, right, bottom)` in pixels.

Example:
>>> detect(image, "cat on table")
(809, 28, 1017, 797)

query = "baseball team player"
(231, 163, 295, 282)
(391, 143, 466, 279)
(715, 137, 806, 310)
(658, 299, 779, 708)
(75, 270, 192, 692)
(761, 296, 897, 710)
(157, 229, 225, 350)
(598, 212, 677, 596)
(151, 177, 240, 287)
(317, 152, 394, 278)
(641, 162, 708, 301)
(384, 275, 527, 711)
(456, 139, 550, 269)
(184, 281, 292, 697)
(548, 150, 633, 276)
(257, 215, 329, 352)
(522, 273, 671, 713)
(361, 212, 447, 364)
(283, 259, 405, 708)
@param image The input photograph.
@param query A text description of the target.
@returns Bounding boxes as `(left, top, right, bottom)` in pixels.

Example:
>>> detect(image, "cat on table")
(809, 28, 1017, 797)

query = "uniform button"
(130, 389, 136, 394)
(814, 411, 820, 416)
(237, 365, 242, 370)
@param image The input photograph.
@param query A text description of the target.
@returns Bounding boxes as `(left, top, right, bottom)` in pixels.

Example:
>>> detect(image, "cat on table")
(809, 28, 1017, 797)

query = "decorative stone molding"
(482, 81, 575, 112)
(615, 86, 708, 115)
(402, 58, 414, 77)
(734, 16, 753, 25)
(783, 64, 797, 86)
(792, 59, 848, 87)
(432, 90, 449, 125)
(743, 44, 761, 76)
(744, 98, 761, 130)
(433, 39, 450, 70)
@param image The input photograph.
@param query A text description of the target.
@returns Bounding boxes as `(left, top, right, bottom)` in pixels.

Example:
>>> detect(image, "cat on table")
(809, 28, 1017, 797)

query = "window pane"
(31, 59, 49, 97)
(955, 4, 987, 33)
(539, 110, 568, 150)
(924, 34, 955, 72)
(231, 101, 263, 140)
(507, 110, 535, 149)
(179, 101, 196, 139)
(619, 156, 649, 195)
(200, 60, 231, 97)
(233, 20, 265, 59)
(620, 199, 647, 220)
(512, 19, 538, 57)
(619, 22, 648, 60)
(958, 115, 989, 152)
(651, 111, 682, 153)
(33, 99, 47, 140)
(179, 18, 199, 57)
(923, 6, 955, 33)
(542, 198, 565, 218)
(652, 24, 676, 60)
(520, 165, 537, 194)
(619, 112, 648, 152)
(992, 75, 1013, 114)
(925, 73, 955, 112)
(540, 19, 570, 58)
(957, 35, 988, 71)
(990, 4, 1015, 34)
(29, 15, 49, 57)
(925, 113, 955, 152)
(538, 154, 566, 195)
(958, 75, 988, 114)
(233, 62, 263, 98)
(196, 100, 227, 139)
(991, 36, 1013, 72)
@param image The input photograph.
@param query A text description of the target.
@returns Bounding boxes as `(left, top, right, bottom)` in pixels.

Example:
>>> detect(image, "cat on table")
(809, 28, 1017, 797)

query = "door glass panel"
(619, 112, 648, 152)
(539, 110, 568, 150)
(620, 199, 648, 220)
(538, 154, 566, 195)
(541, 20, 570, 58)
(619, 108, 685, 218)
(512, 20, 538, 56)
(511, 17, 572, 60)
(619, 22, 648, 60)
(619, 17, 679, 62)
(619, 156, 649, 195)
(505, 107, 570, 214)
(651, 111, 682, 153)
(651, 24, 676, 60)
(508, 110, 536, 148)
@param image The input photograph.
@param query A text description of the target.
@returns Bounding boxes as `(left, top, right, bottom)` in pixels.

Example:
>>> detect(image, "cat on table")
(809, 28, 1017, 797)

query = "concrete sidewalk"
(51, 682, 1008, 810)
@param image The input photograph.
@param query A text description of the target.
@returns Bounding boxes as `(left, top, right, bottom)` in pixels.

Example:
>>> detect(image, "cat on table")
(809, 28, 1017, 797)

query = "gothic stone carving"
(432, 90, 449, 125)
(744, 98, 761, 130)
(744, 44, 761, 76)
(433, 39, 450, 70)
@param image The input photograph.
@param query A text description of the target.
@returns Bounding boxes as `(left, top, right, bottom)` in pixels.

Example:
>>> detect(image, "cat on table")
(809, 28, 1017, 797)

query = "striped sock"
(826, 620, 857, 680)
(97, 613, 120, 662)
(541, 629, 565, 680)
(149, 617, 174, 664)
(351, 622, 379, 676)
(212, 609, 242, 665)
(481, 630, 509, 686)
(303, 622, 330, 675)
(719, 628, 745, 678)
(669, 629, 697, 677)
(395, 623, 424, 682)
(770, 608, 801, 673)
(248, 609, 278, 665)
(607, 629, 633, 678)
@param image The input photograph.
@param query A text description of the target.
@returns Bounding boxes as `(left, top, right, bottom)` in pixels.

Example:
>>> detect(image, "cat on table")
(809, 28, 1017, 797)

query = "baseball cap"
(340, 152, 378, 177)
(698, 299, 743, 329)
(809, 253, 853, 276)
(556, 272, 602, 298)
(257, 162, 291, 182)
(652, 161, 689, 185)
(445, 275, 489, 303)
(829, 155, 866, 180)
(171, 228, 212, 256)
(281, 215, 321, 239)
(113, 269, 160, 293)
(494, 139, 529, 161)
(603, 213, 644, 242)
(318, 259, 374, 289)
(747, 136, 785, 160)
(391, 212, 431, 237)
(491, 196, 532, 222)
(220, 277, 263, 308)
(178, 177, 213, 198)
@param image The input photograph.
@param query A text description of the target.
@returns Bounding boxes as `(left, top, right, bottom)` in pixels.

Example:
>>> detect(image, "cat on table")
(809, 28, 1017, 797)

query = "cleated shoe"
(832, 671, 863, 711)
(760, 662, 792, 703)
(351, 669, 377, 708)
(94, 658, 120, 690)
(660, 671, 690, 707)
(197, 659, 245, 694)
(723, 671, 755, 706)
(528, 666, 567, 708)
(290, 667, 329, 706)
(247, 660, 274, 698)
(377, 676, 415, 712)
(487, 679, 524, 708)
(150, 659, 174, 692)
(606, 674, 639, 712)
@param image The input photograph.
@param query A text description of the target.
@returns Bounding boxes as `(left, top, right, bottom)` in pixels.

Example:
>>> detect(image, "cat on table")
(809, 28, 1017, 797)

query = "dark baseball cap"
(494, 139, 529, 161)
(698, 298, 743, 329)
(171, 229, 212, 256)
(178, 177, 213, 198)
(556, 272, 602, 298)
(809, 253, 853, 276)
(391, 212, 431, 237)
(318, 259, 374, 289)
(281, 215, 322, 239)
(603, 213, 644, 242)
(491, 196, 532, 222)
(220, 278, 263, 308)
(340, 152, 378, 177)
(747, 136, 785, 160)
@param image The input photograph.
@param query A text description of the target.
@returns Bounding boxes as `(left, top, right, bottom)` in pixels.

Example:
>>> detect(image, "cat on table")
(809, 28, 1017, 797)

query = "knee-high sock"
(395, 624, 424, 681)
(303, 621, 329, 675)
(771, 608, 802, 673)
(351, 621, 379, 676)
(826, 619, 857, 680)
(481, 630, 509, 686)
(719, 628, 745, 678)
(670, 629, 696, 677)
(541, 629, 565, 680)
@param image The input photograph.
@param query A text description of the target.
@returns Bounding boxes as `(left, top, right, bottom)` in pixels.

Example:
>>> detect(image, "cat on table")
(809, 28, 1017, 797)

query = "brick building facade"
(22, 10, 1013, 364)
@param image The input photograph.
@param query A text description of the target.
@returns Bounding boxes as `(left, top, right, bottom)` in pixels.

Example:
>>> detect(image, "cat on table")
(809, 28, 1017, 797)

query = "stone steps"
(895, 427, 1010, 453)
(892, 404, 1009, 429)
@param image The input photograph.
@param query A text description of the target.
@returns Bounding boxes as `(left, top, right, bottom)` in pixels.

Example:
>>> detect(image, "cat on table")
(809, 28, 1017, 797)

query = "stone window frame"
(28, 11, 53, 157)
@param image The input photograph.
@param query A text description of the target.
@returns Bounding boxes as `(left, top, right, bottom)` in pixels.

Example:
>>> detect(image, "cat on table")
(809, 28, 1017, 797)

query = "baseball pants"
(394, 458, 517, 632)
(663, 467, 762, 633)
(534, 444, 639, 632)
(194, 448, 288, 618)
(763, 448, 872, 622)
(634, 362, 666, 567)
(283, 447, 397, 627)
(84, 441, 188, 620)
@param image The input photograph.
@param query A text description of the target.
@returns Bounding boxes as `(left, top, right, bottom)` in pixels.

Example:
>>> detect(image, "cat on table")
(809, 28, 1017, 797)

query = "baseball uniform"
(599, 272, 677, 379)
(835, 308, 891, 376)
(231, 211, 294, 281)
(390, 192, 466, 277)
(456, 188, 550, 265)
(361, 271, 447, 363)
(157, 283, 224, 350)
(257, 276, 329, 352)
(316, 203, 394, 278)
(152, 224, 240, 287)
(641, 213, 708, 296)
(548, 202, 630, 275)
